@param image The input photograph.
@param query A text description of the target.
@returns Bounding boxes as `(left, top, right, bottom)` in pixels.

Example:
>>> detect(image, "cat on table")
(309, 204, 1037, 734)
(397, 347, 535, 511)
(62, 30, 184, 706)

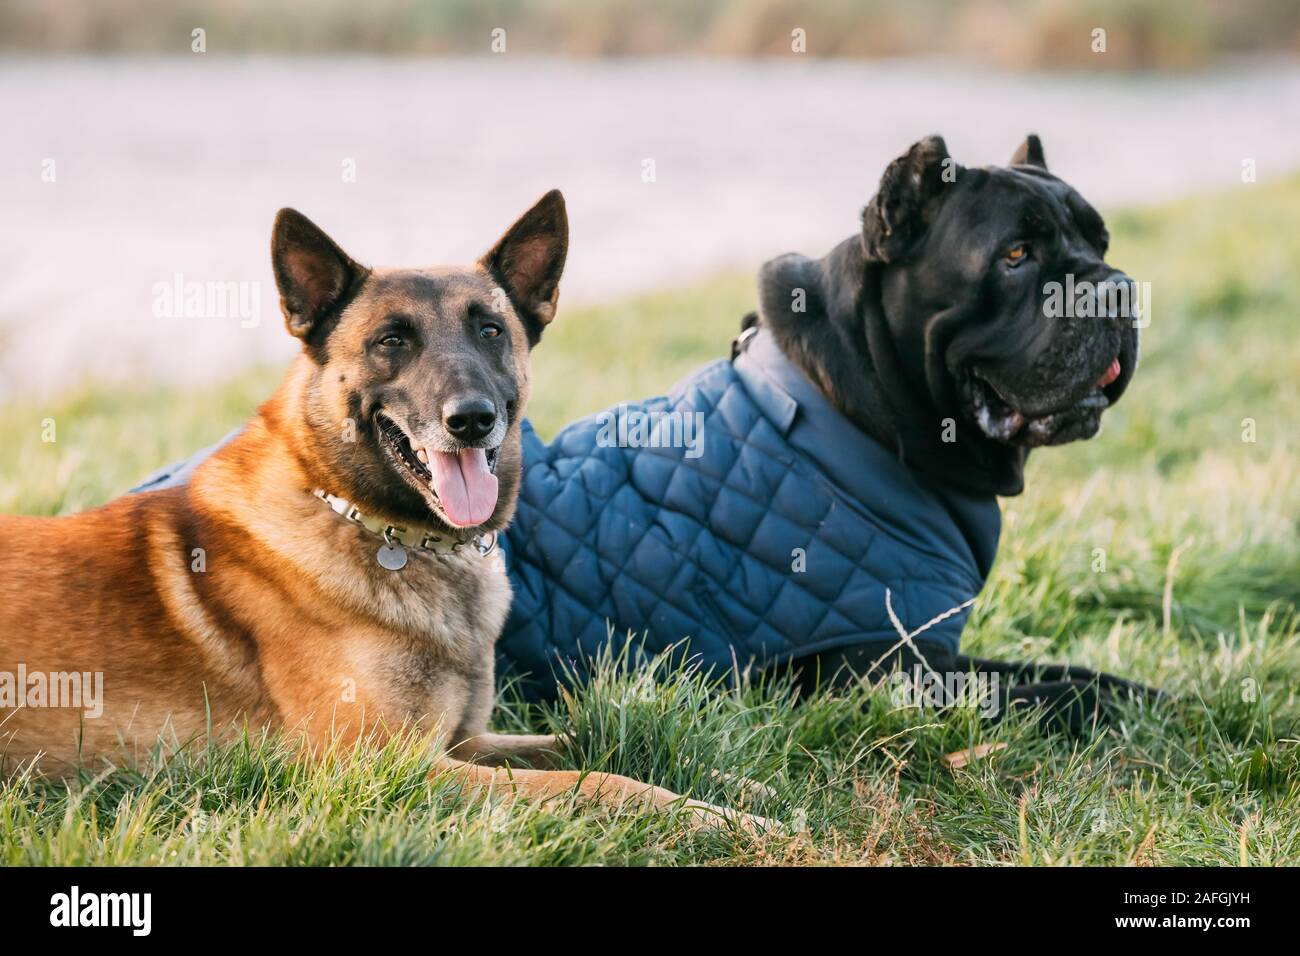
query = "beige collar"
(312, 489, 497, 558)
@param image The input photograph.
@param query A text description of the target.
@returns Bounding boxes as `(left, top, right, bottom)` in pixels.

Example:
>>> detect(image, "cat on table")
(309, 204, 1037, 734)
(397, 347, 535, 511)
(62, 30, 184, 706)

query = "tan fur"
(0, 197, 773, 835)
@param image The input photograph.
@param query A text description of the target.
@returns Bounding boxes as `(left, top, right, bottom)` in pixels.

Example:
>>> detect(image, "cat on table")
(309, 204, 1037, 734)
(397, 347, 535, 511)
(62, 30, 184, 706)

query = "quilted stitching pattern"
(499, 358, 994, 701)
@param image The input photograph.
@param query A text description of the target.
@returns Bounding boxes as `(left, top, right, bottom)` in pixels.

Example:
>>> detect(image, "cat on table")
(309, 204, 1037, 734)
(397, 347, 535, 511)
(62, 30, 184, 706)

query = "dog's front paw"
(684, 801, 786, 837)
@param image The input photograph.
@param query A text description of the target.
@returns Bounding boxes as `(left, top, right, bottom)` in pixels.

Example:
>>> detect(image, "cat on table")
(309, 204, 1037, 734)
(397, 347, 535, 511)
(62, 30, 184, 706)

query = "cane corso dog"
(0, 192, 771, 831)
(759, 134, 1150, 727)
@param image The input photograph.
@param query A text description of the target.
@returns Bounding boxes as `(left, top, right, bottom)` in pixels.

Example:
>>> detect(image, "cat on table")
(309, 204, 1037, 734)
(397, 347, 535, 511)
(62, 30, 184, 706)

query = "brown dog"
(0, 193, 769, 832)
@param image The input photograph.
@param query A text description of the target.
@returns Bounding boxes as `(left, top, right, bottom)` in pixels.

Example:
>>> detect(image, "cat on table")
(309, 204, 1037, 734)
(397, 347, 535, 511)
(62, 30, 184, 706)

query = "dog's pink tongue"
(426, 448, 498, 527)
(1098, 358, 1121, 389)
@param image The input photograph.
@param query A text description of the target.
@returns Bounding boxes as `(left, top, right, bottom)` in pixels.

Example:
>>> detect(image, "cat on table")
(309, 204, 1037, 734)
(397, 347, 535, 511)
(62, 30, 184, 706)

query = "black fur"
(753, 135, 1155, 729)
(756, 134, 1139, 497)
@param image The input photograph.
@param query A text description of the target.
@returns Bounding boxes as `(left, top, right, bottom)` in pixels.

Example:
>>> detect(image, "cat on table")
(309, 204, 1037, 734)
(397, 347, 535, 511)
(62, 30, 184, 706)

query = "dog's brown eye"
(1004, 244, 1028, 266)
(480, 324, 502, 340)
(380, 335, 404, 348)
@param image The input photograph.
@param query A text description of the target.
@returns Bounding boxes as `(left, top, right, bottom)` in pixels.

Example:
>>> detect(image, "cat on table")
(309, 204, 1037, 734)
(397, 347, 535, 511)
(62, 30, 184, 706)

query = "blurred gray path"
(2, 56, 1298, 399)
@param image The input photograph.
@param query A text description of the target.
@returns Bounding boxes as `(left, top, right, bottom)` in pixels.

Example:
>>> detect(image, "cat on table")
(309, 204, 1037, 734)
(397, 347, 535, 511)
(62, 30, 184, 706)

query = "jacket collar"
(733, 325, 902, 499)
(732, 325, 1002, 578)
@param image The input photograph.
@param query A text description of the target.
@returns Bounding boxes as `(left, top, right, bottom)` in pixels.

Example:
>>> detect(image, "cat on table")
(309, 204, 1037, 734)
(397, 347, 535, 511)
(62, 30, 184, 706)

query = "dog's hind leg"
(952, 654, 1163, 703)
(792, 642, 1162, 737)
(448, 732, 565, 767)
(432, 757, 780, 835)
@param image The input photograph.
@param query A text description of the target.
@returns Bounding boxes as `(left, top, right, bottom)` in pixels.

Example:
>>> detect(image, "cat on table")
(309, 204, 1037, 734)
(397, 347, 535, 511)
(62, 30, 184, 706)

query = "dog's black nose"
(443, 397, 497, 442)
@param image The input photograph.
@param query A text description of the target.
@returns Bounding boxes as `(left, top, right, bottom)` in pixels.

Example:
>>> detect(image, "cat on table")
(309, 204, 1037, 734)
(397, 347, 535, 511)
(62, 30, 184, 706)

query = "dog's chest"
(360, 548, 510, 707)
(311, 547, 511, 729)
(371, 548, 510, 652)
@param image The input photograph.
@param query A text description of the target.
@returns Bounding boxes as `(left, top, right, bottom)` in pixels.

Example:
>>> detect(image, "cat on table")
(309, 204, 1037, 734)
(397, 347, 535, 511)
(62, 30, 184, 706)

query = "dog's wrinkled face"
(270, 192, 567, 532)
(865, 135, 1139, 449)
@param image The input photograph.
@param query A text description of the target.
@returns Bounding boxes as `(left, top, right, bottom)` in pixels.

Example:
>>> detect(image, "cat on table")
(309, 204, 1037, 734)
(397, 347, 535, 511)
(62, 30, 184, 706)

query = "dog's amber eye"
(1004, 244, 1028, 266)
(480, 324, 502, 340)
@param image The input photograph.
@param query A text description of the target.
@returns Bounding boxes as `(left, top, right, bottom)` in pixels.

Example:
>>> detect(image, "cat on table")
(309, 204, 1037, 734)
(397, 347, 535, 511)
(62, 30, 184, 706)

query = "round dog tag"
(377, 543, 408, 571)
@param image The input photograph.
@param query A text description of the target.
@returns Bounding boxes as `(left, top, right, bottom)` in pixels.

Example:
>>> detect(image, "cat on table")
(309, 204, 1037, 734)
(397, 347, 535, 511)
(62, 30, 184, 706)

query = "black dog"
(750, 134, 1151, 731)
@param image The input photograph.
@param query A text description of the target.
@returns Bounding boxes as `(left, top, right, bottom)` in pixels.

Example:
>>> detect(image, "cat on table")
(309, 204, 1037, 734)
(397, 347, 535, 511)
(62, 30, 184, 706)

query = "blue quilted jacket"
(498, 328, 1001, 700)
(131, 329, 1001, 702)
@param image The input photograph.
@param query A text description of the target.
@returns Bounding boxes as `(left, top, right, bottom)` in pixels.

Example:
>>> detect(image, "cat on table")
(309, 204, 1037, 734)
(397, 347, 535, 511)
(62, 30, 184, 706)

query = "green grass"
(2, 178, 1299, 865)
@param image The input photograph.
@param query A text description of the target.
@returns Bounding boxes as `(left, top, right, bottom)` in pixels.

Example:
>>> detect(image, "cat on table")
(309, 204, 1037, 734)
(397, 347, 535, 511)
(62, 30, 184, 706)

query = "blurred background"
(6, 0, 1299, 65)
(1, 0, 1298, 402)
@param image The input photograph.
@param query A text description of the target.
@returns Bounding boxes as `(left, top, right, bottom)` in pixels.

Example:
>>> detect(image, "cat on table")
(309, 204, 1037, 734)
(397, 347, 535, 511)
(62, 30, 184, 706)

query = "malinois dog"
(0, 192, 770, 832)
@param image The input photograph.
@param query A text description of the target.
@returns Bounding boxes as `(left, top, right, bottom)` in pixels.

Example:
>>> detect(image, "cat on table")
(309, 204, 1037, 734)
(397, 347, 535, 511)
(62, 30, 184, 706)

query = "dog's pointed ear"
(861, 135, 956, 264)
(1010, 133, 1048, 170)
(481, 190, 568, 347)
(271, 209, 366, 341)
